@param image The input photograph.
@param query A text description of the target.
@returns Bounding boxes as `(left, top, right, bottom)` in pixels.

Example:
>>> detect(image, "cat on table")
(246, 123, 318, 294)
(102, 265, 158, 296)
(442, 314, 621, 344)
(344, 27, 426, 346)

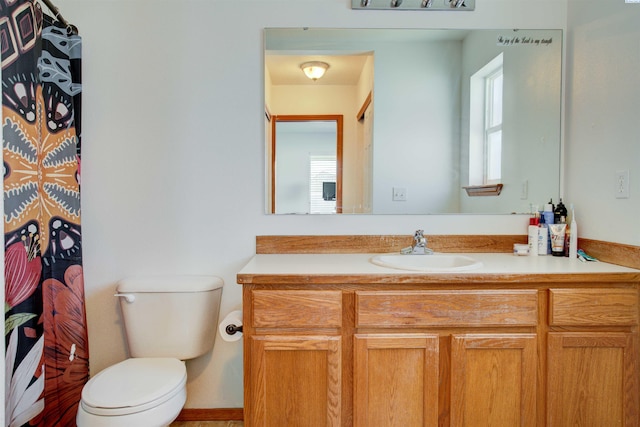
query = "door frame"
(270, 114, 344, 214)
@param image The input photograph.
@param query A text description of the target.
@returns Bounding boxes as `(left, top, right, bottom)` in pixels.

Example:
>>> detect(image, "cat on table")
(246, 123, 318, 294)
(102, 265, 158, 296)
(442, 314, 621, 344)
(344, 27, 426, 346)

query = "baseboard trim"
(175, 408, 244, 421)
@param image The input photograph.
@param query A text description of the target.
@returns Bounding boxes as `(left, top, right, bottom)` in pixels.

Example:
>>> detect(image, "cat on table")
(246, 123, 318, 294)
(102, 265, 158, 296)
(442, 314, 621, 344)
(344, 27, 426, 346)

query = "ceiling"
(265, 53, 371, 86)
(264, 28, 471, 86)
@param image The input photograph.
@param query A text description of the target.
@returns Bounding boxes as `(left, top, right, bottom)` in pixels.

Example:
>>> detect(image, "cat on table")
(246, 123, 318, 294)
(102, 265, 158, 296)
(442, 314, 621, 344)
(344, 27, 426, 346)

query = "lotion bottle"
(528, 213, 539, 256)
(569, 205, 578, 259)
(538, 221, 548, 256)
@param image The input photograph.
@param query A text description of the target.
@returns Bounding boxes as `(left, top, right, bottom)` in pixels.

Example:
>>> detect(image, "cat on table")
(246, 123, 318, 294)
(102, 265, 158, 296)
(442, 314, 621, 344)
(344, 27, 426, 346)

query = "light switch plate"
(520, 179, 528, 200)
(615, 170, 630, 199)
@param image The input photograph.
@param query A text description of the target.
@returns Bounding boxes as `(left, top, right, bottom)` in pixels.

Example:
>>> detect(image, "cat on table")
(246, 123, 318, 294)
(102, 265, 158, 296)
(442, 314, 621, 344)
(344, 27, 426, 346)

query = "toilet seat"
(81, 358, 186, 416)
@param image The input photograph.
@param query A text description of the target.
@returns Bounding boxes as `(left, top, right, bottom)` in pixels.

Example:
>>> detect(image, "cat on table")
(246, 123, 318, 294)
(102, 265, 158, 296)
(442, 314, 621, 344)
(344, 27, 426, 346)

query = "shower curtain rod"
(41, 0, 78, 35)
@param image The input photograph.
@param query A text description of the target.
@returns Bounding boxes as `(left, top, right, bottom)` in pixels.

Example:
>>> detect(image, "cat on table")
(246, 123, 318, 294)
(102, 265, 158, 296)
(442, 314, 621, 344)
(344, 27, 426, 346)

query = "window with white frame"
(309, 155, 336, 214)
(484, 66, 503, 183)
(469, 53, 504, 186)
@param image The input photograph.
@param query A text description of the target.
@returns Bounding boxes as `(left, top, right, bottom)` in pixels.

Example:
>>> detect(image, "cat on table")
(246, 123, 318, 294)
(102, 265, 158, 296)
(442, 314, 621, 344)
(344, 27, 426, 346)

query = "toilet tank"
(116, 275, 223, 359)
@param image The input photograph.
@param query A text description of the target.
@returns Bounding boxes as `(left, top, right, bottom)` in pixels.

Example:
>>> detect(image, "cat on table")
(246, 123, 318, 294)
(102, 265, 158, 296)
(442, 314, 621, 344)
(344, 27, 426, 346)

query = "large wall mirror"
(264, 28, 563, 215)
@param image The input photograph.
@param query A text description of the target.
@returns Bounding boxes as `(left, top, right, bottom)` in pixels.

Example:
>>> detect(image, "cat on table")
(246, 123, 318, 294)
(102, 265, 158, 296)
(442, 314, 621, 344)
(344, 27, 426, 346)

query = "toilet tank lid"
(117, 275, 224, 293)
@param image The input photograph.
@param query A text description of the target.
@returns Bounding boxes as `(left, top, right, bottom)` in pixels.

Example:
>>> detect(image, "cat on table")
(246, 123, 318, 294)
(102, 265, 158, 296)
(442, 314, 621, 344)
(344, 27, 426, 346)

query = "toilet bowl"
(77, 275, 223, 427)
(77, 358, 187, 427)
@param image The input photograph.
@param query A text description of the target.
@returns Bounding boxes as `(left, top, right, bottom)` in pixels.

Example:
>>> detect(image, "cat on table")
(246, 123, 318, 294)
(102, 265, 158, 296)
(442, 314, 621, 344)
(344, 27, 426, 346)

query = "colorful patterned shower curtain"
(3, 1, 89, 426)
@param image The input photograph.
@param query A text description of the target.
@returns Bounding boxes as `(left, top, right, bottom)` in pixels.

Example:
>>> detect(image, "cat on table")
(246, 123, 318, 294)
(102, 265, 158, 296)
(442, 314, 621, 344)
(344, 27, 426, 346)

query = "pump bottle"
(528, 214, 539, 256)
(554, 198, 567, 224)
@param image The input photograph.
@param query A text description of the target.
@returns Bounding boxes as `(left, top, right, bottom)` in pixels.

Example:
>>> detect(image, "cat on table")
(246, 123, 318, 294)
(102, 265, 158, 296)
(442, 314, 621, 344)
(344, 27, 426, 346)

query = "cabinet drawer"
(252, 290, 342, 328)
(356, 290, 538, 327)
(549, 288, 639, 326)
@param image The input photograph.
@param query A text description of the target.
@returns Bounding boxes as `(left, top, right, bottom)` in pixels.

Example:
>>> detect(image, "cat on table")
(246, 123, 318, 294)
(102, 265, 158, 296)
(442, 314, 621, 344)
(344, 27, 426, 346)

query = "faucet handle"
(410, 229, 430, 254)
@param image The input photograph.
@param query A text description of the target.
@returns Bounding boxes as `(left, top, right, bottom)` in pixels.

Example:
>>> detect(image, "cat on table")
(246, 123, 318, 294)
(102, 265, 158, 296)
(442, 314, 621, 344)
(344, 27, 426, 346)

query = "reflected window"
(469, 53, 503, 185)
(485, 66, 503, 183)
(309, 155, 336, 214)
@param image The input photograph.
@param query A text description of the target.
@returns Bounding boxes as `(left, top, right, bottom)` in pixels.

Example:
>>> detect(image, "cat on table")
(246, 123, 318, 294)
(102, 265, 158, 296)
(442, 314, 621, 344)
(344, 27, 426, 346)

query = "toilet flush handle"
(114, 293, 136, 303)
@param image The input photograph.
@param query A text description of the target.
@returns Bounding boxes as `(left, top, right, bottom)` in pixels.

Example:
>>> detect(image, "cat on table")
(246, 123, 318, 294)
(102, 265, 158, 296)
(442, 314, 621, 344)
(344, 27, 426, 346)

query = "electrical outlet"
(392, 187, 407, 201)
(615, 170, 630, 199)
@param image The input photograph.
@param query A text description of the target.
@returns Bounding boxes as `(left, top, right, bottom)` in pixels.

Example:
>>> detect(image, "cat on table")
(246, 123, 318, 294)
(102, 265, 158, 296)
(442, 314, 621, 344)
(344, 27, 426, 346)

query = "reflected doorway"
(270, 115, 343, 214)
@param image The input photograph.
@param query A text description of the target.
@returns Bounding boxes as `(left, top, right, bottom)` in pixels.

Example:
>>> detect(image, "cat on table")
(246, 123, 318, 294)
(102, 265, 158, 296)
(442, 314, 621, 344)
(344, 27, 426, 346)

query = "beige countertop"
(237, 253, 640, 285)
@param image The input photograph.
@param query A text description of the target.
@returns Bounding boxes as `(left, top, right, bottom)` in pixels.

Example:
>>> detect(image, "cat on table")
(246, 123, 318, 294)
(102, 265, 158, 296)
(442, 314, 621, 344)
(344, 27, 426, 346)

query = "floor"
(170, 422, 243, 427)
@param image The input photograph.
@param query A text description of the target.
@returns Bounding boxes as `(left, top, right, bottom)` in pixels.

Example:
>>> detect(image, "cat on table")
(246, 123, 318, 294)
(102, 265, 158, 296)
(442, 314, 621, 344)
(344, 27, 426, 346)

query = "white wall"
(565, 0, 640, 245)
(55, 0, 577, 409)
(372, 40, 462, 213)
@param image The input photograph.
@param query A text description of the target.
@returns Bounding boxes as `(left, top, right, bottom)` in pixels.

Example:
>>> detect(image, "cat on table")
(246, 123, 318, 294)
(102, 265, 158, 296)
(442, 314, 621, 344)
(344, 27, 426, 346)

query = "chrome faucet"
(401, 230, 433, 254)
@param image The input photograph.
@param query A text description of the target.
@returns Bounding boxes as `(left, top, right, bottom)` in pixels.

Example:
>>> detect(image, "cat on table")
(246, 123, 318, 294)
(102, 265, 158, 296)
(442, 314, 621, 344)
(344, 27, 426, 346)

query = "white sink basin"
(370, 253, 483, 272)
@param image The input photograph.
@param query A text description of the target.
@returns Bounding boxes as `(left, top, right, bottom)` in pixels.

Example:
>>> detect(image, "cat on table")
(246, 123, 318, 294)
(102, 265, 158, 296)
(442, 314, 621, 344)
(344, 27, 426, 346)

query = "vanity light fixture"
(352, 0, 474, 10)
(300, 61, 329, 81)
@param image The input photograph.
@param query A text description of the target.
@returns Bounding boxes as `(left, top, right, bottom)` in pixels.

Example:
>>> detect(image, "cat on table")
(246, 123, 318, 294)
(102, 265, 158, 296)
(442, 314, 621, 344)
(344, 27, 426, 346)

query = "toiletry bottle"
(569, 205, 578, 259)
(528, 214, 539, 256)
(538, 217, 548, 256)
(543, 202, 554, 226)
(554, 198, 567, 224)
(542, 202, 554, 254)
(549, 223, 567, 257)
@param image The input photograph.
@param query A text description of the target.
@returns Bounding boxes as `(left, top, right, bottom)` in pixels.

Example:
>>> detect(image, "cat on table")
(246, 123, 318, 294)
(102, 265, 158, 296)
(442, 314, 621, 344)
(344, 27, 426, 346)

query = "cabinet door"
(353, 333, 439, 427)
(548, 332, 639, 427)
(249, 335, 341, 427)
(450, 334, 537, 427)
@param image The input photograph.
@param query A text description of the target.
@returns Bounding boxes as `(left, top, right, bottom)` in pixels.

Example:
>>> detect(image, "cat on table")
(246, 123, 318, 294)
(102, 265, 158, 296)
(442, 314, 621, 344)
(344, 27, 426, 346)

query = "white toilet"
(77, 275, 223, 427)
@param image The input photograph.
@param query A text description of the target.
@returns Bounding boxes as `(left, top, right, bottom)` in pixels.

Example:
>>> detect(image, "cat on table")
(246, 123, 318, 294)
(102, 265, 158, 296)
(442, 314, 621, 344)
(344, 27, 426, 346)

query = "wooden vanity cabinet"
(354, 290, 539, 427)
(249, 334, 342, 426)
(449, 333, 537, 427)
(353, 333, 440, 426)
(242, 283, 640, 427)
(352, 332, 537, 427)
(547, 288, 639, 426)
(244, 290, 344, 427)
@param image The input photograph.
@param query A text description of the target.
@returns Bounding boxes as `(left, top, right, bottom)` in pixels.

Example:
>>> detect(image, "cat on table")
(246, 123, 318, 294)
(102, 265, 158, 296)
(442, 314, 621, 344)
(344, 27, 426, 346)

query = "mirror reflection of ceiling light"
(300, 61, 330, 81)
